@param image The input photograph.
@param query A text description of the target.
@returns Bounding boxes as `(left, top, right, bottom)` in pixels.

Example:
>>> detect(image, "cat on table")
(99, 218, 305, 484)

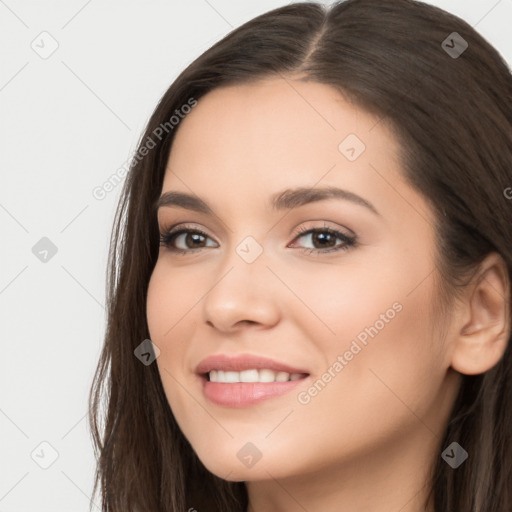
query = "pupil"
(188, 233, 205, 247)
(314, 232, 334, 248)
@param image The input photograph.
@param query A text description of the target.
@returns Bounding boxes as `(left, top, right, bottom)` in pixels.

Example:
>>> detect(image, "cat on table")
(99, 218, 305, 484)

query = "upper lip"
(195, 354, 310, 375)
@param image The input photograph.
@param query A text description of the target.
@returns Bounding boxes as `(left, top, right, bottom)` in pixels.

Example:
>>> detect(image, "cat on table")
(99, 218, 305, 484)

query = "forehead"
(173, 78, 392, 146)
(160, 78, 436, 230)
(164, 78, 401, 187)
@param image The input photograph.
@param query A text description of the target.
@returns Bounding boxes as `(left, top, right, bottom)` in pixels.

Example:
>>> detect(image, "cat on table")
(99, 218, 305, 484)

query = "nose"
(201, 248, 281, 333)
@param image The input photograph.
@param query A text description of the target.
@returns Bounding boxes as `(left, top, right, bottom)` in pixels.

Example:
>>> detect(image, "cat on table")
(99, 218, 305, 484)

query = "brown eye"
(289, 226, 357, 254)
(159, 227, 218, 252)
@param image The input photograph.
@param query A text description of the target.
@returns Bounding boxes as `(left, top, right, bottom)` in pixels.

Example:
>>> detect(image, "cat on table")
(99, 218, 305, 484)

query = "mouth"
(198, 369, 310, 408)
(204, 368, 308, 383)
(195, 353, 311, 407)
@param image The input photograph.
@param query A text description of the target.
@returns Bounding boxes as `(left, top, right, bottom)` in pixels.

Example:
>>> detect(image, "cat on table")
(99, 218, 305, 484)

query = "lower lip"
(200, 375, 309, 407)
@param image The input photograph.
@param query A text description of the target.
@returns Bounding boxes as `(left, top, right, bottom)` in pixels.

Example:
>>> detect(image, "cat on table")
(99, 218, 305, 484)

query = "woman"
(88, 0, 512, 510)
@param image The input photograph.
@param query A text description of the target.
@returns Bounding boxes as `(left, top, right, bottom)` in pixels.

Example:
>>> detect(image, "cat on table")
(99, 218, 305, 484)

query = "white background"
(1, 0, 511, 510)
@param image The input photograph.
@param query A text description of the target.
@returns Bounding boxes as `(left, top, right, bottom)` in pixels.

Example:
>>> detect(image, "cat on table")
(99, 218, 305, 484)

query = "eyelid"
(158, 212, 228, 238)
(159, 222, 216, 237)
(159, 220, 354, 240)
(290, 220, 356, 239)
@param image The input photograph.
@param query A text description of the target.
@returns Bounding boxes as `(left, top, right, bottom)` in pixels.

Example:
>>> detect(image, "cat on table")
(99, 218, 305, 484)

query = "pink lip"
(195, 353, 310, 408)
(200, 378, 308, 408)
(195, 353, 310, 375)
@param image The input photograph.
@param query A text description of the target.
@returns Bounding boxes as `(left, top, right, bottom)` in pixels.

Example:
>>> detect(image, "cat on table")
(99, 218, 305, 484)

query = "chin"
(197, 455, 257, 481)
(194, 444, 299, 483)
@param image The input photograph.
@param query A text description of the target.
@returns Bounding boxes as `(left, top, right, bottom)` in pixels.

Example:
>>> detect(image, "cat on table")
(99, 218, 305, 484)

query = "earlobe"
(450, 253, 511, 376)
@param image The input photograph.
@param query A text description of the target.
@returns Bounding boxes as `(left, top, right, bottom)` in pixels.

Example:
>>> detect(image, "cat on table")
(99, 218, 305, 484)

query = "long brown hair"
(88, 1, 512, 510)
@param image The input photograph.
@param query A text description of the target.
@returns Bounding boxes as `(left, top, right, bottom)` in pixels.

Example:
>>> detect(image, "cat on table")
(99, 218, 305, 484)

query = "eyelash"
(159, 223, 357, 256)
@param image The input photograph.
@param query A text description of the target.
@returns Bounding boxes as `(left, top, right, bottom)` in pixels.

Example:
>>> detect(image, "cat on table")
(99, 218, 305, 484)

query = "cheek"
(304, 274, 444, 432)
(146, 264, 197, 399)
(277, 255, 410, 351)
(291, 251, 444, 415)
(146, 262, 201, 341)
(146, 265, 199, 418)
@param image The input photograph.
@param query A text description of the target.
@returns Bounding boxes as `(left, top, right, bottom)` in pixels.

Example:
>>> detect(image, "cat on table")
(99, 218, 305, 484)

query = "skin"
(146, 77, 510, 512)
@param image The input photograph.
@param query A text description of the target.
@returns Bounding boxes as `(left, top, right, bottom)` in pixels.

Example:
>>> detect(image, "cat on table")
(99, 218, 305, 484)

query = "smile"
(208, 369, 306, 383)
(200, 374, 310, 408)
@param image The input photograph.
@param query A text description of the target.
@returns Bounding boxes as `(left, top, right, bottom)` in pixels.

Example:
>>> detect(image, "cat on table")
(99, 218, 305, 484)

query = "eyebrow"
(154, 186, 380, 216)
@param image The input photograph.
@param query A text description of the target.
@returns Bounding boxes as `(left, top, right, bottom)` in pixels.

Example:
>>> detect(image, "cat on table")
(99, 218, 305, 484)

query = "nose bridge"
(218, 233, 269, 286)
(201, 234, 279, 330)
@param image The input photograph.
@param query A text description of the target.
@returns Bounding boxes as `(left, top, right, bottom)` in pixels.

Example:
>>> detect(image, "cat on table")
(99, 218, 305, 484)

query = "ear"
(450, 252, 511, 375)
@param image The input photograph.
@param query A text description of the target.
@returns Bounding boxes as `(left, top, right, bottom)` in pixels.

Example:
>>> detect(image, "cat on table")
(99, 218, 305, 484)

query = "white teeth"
(259, 369, 277, 382)
(224, 371, 239, 383)
(275, 371, 290, 382)
(207, 369, 305, 383)
(240, 369, 259, 382)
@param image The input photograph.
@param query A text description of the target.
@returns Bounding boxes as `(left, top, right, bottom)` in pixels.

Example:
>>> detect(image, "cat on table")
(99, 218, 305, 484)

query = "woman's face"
(146, 78, 459, 483)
